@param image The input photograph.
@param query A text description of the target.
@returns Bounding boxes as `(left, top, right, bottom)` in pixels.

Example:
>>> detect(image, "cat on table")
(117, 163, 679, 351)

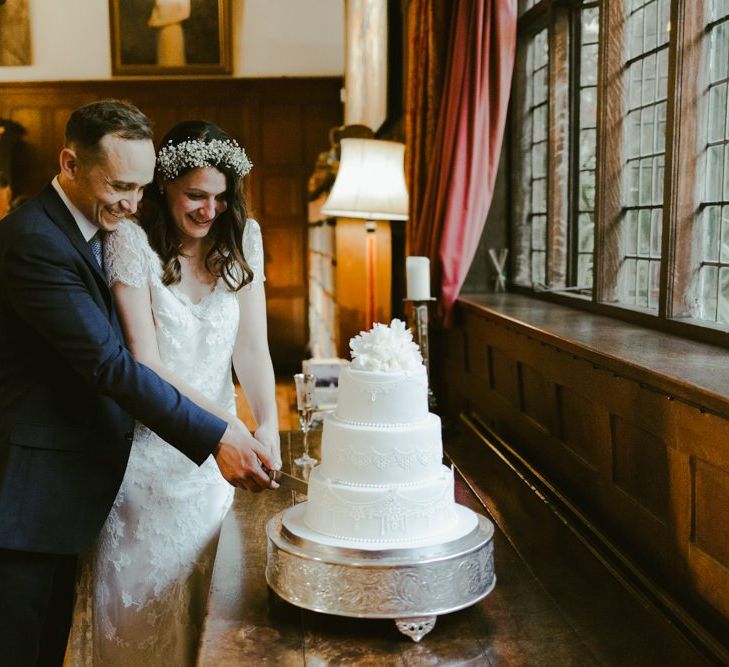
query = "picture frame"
(0, 0, 32, 66)
(109, 0, 231, 76)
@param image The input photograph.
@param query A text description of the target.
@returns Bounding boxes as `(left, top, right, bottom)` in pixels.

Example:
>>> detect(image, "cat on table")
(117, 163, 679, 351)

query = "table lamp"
(321, 138, 408, 328)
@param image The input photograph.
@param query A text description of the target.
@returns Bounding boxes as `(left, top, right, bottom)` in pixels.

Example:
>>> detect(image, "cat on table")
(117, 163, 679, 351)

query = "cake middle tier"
(304, 465, 457, 544)
(319, 414, 443, 485)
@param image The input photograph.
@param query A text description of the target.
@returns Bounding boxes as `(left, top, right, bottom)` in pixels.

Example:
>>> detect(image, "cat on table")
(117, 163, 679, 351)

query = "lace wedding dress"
(66, 218, 265, 666)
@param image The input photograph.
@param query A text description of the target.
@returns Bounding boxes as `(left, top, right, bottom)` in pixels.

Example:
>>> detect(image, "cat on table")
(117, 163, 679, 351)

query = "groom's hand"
(214, 422, 278, 492)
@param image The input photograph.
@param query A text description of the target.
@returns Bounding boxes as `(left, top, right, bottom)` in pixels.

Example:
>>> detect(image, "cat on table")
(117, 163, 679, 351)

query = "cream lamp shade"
(321, 138, 409, 220)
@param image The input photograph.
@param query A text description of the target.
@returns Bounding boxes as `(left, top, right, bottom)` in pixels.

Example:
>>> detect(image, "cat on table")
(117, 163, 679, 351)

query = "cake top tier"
(349, 319, 423, 373)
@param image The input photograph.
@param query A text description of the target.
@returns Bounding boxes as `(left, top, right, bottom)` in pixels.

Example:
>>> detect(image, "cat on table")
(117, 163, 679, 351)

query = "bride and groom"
(0, 99, 281, 665)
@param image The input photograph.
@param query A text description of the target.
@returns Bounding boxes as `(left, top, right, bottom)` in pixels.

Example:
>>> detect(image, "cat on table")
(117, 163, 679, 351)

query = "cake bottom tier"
(285, 502, 479, 551)
(303, 465, 464, 546)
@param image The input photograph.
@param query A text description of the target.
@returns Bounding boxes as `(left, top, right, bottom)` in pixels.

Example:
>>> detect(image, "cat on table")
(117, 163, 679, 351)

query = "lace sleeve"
(104, 219, 153, 288)
(243, 219, 266, 284)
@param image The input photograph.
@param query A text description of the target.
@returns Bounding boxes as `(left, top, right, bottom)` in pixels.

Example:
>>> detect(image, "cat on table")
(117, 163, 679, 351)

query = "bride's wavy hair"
(139, 120, 253, 291)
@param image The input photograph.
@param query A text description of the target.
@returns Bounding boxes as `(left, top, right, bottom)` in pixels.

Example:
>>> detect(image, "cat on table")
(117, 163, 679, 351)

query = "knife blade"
(266, 468, 309, 495)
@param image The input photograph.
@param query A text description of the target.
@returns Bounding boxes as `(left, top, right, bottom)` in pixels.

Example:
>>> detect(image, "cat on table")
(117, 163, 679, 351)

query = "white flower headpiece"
(156, 138, 253, 180)
(349, 319, 423, 372)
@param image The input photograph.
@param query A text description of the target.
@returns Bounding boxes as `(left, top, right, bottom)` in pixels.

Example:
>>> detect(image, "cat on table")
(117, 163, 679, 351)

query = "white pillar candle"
(406, 256, 431, 300)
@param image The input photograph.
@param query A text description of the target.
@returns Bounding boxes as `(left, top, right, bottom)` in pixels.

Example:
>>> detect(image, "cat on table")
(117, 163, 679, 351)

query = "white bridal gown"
(67, 218, 265, 666)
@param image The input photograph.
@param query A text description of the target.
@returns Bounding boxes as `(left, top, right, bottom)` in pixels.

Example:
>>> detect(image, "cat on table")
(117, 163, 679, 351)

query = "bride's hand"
(254, 421, 281, 470)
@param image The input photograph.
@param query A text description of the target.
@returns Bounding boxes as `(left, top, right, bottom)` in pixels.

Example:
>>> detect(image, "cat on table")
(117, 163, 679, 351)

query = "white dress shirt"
(51, 175, 99, 242)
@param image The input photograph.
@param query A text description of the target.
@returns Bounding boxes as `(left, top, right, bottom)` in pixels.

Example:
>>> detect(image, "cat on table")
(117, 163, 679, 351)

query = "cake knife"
(266, 468, 309, 495)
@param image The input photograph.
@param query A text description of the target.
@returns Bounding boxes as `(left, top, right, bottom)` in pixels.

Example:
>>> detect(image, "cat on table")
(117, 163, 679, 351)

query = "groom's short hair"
(65, 99, 154, 164)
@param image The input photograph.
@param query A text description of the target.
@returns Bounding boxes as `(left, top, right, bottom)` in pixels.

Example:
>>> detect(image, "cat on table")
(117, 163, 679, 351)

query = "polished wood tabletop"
(198, 430, 511, 665)
(197, 430, 709, 666)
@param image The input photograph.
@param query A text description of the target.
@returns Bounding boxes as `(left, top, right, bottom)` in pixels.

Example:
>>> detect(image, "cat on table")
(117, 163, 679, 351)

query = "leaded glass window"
(619, 0, 670, 310)
(695, 2, 729, 324)
(574, 3, 599, 289)
(513, 28, 549, 287)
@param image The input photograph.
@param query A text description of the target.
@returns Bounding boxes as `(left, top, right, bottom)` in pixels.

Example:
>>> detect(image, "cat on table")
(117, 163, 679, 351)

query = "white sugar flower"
(349, 319, 423, 372)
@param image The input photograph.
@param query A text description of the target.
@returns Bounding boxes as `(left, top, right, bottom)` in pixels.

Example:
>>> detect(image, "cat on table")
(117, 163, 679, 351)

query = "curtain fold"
(404, 0, 453, 252)
(406, 0, 517, 323)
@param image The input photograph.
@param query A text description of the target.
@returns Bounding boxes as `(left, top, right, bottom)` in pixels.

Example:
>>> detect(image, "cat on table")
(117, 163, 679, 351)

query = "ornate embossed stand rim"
(265, 509, 496, 642)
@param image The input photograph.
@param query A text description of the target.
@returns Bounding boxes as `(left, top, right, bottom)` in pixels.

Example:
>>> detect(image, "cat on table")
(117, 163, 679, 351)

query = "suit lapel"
(38, 184, 113, 310)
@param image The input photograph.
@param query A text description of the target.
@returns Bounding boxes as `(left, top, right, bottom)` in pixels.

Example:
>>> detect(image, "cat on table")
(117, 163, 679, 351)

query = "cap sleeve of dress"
(242, 218, 265, 284)
(104, 219, 156, 289)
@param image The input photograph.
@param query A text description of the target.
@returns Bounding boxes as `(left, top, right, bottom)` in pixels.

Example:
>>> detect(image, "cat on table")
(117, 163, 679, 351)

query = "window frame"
(508, 0, 729, 349)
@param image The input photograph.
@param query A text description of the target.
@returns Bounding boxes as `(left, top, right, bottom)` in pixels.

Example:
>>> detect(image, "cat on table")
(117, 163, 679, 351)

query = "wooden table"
(198, 430, 503, 665)
(196, 431, 676, 666)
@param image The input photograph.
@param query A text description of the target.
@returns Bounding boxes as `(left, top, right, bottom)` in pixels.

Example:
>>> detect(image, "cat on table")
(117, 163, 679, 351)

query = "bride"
(67, 120, 281, 665)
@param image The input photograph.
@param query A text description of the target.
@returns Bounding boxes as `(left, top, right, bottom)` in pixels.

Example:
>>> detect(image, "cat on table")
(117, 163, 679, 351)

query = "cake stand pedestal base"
(265, 508, 496, 642)
(395, 616, 438, 642)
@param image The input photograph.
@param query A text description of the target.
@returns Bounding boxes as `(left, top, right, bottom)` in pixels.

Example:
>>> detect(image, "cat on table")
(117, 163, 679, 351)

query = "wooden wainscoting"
(0, 78, 342, 370)
(441, 293, 729, 648)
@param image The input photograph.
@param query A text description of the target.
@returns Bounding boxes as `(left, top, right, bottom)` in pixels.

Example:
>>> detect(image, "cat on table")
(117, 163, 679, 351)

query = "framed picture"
(109, 0, 231, 75)
(0, 0, 32, 66)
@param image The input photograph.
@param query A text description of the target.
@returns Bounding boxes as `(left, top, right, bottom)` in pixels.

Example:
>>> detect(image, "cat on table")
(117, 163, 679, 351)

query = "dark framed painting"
(0, 0, 31, 66)
(109, 0, 231, 75)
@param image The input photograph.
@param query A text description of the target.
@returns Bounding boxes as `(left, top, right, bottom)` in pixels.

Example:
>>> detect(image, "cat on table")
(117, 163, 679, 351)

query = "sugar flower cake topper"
(349, 319, 423, 372)
(156, 138, 253, 180)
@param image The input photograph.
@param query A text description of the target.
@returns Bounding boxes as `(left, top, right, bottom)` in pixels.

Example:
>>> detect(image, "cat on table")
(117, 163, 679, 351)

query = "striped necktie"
(89, 231, 104, 272)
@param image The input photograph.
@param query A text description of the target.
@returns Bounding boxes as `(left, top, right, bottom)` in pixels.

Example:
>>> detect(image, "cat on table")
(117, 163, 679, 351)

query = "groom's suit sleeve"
(2, 229, 227, 465)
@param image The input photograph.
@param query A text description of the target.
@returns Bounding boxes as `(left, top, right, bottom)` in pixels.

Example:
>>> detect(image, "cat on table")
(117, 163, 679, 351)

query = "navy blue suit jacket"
(0, 184, 227, 554)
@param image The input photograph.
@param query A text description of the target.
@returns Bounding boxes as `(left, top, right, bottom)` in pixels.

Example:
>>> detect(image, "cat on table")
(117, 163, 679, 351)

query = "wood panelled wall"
(0, 79, 342, 370)
(442, 295, 729, 641)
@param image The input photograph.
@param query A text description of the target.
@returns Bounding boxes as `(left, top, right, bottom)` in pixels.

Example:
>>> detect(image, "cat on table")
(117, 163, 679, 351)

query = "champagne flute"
(293, 373, 318, 466)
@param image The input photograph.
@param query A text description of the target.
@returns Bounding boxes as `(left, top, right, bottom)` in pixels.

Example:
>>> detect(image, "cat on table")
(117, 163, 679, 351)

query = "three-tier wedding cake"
(283, 319, 478, 549)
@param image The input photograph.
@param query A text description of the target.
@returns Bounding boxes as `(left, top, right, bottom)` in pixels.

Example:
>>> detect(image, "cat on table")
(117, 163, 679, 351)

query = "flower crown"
(156, 138, 253, 180)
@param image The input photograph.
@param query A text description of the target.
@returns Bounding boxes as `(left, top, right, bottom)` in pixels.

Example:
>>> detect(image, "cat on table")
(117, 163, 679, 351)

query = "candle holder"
(405, 297, 437, 411)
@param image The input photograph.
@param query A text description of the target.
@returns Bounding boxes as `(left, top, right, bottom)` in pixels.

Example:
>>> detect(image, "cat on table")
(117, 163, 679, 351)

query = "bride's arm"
(111, 280, 248, 431)
(232, 281, 281, 467)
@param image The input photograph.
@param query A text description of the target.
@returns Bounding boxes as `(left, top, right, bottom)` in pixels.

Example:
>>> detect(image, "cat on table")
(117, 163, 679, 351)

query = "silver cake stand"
(265, 504, 496, 642)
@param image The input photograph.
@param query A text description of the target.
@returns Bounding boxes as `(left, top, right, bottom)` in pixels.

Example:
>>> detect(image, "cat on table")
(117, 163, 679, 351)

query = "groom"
(0, 100, 276, 665)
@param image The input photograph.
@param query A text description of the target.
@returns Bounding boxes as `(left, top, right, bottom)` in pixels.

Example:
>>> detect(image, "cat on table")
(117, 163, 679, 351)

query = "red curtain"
(405, 0, 453, 246)
(409, 0, 516, 323)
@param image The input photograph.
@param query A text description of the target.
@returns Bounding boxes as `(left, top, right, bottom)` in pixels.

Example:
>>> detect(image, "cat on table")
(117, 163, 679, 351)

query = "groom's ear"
(59, 147, 80, 179)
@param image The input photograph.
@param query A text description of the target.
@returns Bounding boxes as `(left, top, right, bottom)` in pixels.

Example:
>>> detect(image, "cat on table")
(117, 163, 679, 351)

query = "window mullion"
(659, 0, 692, 320)
(567, 6, 581, 287)
(594, 0, 625, 304)
(547, 5, 571, 289)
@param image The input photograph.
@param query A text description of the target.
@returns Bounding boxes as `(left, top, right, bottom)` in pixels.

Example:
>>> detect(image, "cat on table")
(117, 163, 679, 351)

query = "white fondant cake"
(317, 414, 443, 485)
(335, 366, 429, 425)
(291, 319, 477, 548)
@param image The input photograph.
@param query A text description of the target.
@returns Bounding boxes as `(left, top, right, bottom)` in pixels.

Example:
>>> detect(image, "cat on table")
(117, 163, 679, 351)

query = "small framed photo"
(109, 0, 231, 76)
